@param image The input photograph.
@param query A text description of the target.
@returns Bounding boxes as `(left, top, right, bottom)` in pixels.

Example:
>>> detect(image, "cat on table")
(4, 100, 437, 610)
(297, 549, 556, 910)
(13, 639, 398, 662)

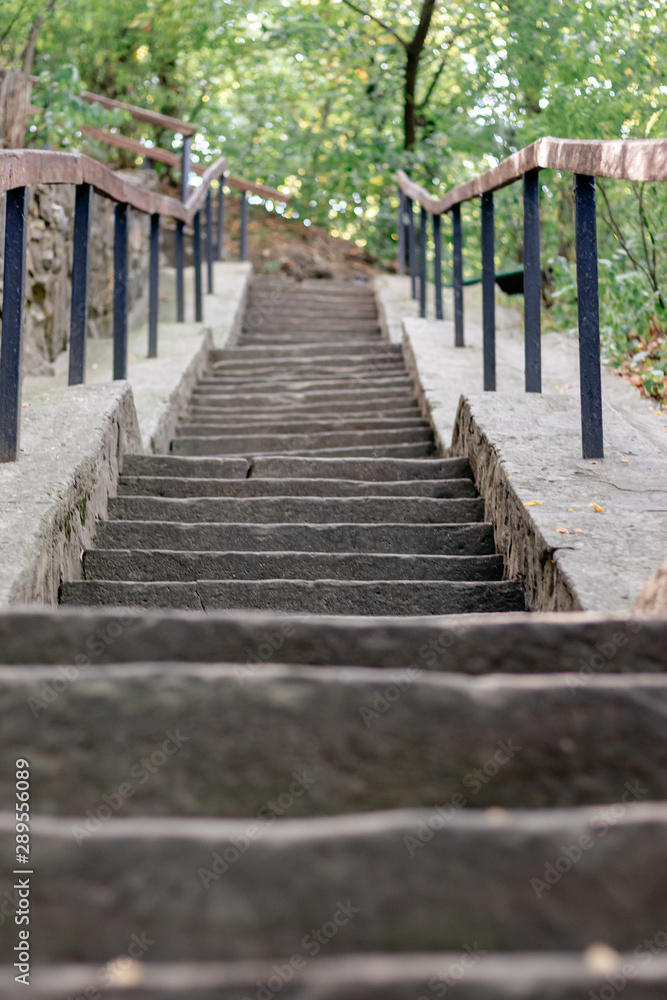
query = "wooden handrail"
(398, 137, 667, 213)
(0, 149, 228, 223)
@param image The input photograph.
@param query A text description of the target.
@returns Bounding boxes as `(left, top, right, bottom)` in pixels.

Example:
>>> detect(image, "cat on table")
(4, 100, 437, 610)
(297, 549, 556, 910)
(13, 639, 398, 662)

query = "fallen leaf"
(524, 500, 543, 507)
(556, 525, 569, 533)
(574, 528, 583, 534)
(568, 508, 574, 512)
(591, 502, 605, 512)
(20, 402, 29, 408)
(622, 459, 629, 463)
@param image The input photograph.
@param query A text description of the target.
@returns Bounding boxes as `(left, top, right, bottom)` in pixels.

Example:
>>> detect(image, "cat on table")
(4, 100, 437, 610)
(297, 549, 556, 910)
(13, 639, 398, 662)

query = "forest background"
(2, 0, 667, 395)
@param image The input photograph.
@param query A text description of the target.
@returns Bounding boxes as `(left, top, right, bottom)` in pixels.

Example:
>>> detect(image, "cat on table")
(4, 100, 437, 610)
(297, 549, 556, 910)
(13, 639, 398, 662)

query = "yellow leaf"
(568, 508, 574, 512)
(590, 503, 605, 512)
(574, 528, 583, 534)
(524, 500, 543, 507)
(556, 525, 569, 533)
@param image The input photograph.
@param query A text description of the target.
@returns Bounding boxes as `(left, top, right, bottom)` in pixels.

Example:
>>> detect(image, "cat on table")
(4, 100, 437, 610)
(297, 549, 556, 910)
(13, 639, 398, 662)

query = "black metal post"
(181, 136, 192, 202)
(575, 174, 604, 459)
(419, 205, 427, 319)
(523, 169, 542, 393)
(148, 213, 160, 359)
(205, 190, 214, 295)
(481, 191, 496, 391)
(216, 180, 225, 261)
(113, 202, 129, 381)
(143, 156, 154, 171)
(193, 209, 203, 323)
(68, 182, 93, 386)
(407, 196, 416, 299)
(433, 213, 443, 321)
(397, 188, 406, 276)
(240, 192, 249, 261)
(0, 186, 29, 463)
(175, 219, 185, 323)
(452, 203, 464, 347)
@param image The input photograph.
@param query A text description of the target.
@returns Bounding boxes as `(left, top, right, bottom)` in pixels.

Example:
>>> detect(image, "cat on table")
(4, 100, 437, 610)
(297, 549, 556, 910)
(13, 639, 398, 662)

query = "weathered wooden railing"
(0, 147, 284, 462)
(397, 137, 667, 459)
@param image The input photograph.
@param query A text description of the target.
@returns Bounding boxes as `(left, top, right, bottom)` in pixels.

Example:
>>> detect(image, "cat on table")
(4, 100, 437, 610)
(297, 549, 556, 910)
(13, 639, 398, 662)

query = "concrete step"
(116, 476, 478, 498)
(195, 375, 413, 392)
(121, 455, 471, 481)
(107, 496, 484, 524)
(171, 428, 433, 457)
(83, 549, 502, 581)
(176, 418, 430, 437)
(3, 668, 662, 815)
(93, 521, 495, 555)
(211, 343, 400, 360)
(240, 333, 384, 344)
(0, 607, 662, 673)
(59, 578, 525, 613)
(209, 355, 403, 373)
(241, 323, 382, 334)
(188, 404, 423, 421)
(190, 388, 419, 407)
(1, 805, 666, 961)
(2, 954, 666, 1000)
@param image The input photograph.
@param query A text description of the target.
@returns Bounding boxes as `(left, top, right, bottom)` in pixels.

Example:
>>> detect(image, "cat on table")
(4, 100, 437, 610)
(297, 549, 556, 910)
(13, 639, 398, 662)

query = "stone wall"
(0, 170, 156, 375)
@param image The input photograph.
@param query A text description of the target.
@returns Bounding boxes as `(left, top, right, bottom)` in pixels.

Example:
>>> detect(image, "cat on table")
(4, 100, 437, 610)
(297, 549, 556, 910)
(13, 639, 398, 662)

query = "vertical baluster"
(175, 219, 185, 323)
(575, 174, 604, 459)
(433, 213, 443, 321)
(193, 210, 203, 323)
(397, 188, 406, 276)
(68, 182, 93, 386)
(407, 196, 416, 300)
(481, 191, 496, 391)
(205, 190, 214, 294)
(0, 186, 29, 463)
(452, 203, 464, 347)
(523, 169, 542, 392)
(113, 202, 129, 381)
(240, 192, 249, 262)
(148, 213, 160, 359)
(181, 136, 192, 202)
(216, 179, 225, 261)
(419, 206, 427, 318)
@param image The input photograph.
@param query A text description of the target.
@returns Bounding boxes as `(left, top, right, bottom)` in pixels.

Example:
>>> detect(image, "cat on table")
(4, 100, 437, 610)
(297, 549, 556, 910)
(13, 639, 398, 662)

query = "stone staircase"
(60, 276, 524, 616)
(1, 277, 665, 996)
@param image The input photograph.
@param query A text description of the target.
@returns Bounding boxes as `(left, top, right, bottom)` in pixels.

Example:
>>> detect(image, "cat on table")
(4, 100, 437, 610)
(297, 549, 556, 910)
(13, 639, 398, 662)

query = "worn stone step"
(2, 805, 667, 961)
(171, 428, 433, 457)
(188, 404, 422, 422)
(242, 323, 382, 335)
(107, 496, 483, 525)
(2, 954, 666, 1000)
(5, 669, 664, 815)
(190, 388, 418, 407)
(211, 343, 398, 360)
(177, 418, 429, 437)
(121, 455, 470, 481)
(195, 375, 413, 392)
(209, 359, 403, 376)
(83, 549, 501, 582)
(59, 578, 524, 614)
(0, 607, 661, 673)
(93, 521, 495, 555)
(240, 333, 384, 344)
(219, 443, 436, 459)
(117, 476, 477, 498)
(202, 369, 408, 386)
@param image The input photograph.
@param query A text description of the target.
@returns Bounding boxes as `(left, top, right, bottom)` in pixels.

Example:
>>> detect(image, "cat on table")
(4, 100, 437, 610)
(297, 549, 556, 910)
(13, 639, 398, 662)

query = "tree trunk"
(0, 69, 32, 149)
(404, 50, 419, 150)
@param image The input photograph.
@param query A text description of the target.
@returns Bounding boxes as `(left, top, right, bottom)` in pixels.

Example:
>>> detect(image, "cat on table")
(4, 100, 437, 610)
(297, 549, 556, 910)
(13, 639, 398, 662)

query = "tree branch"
(339, 0, 407, 49)
(417, 53, 447, 109)
(407, 0, 437, 55)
